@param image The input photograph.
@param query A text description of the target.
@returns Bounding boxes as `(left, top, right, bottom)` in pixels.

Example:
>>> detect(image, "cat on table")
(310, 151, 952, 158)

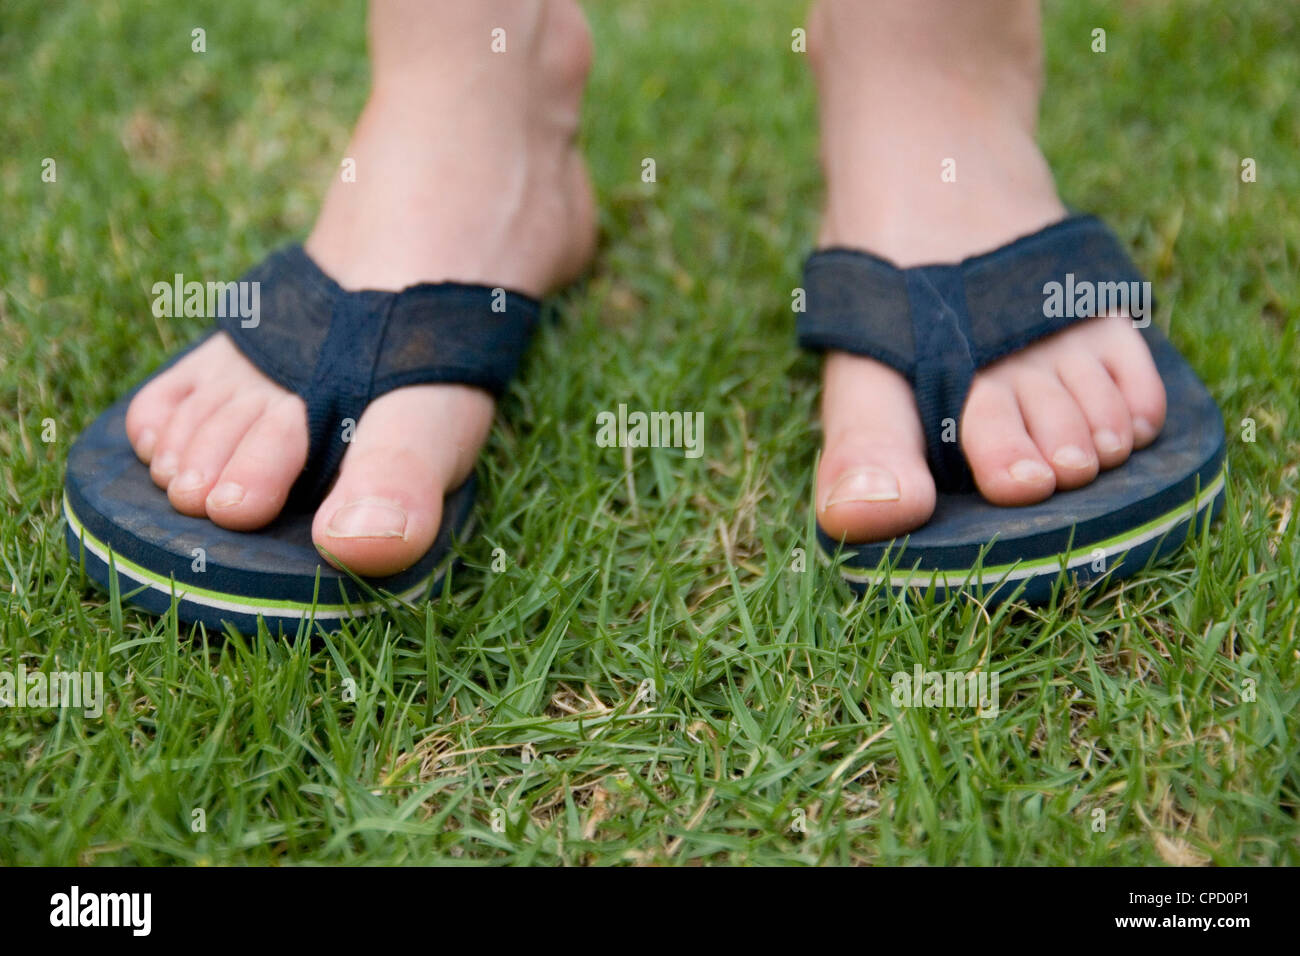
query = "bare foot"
(807, 0, 1166, 543)
(124, 0, 597, 576)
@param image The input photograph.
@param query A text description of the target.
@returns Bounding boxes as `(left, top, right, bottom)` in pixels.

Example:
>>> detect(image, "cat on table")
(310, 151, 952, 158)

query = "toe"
(149, 383, 236, 490)
(312, 385, 493, 577)
(816, 353, 936, 542)
(167, 390, 271, 517)
(1099, 319, 1167, 448)
(205, 393, 309, 531)
(1055, 351, 1134, 470)
(313, 450, 445, 578)
(1010, 366, 1099, 490)
(1008, 361, 1102, 489)
(961, 376, 1056, 506)
(125, 367, 193, 465)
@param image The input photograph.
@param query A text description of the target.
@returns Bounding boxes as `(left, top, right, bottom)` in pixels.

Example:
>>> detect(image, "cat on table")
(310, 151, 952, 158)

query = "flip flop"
(64, 244, 541, 633)
(798, 213, 1226, 604)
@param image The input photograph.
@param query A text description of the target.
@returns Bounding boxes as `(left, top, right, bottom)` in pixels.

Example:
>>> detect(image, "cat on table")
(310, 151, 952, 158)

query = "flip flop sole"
(63, 395, 474, 634)
(819, 327, 1227, 604)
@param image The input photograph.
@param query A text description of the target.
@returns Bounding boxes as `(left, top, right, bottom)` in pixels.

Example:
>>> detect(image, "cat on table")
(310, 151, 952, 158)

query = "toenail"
(326, 498, 408, 539)
(1009, 459, 1053, 483)
(172, 469, 205, 493)
(1093, 429, 1123, 455)
(208, 482, 246, 508)
(1134, 417, 1157, 443)
(1051, 445, 1094, 470)
(154, 450, 178, 479)
(138, 428, 157, 458)
(822, 467, 901, 509)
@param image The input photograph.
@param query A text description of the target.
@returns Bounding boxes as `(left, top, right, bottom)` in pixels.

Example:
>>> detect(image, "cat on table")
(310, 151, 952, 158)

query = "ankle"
(304, 0, 596, 295)
(809, 0, 1064, 262)
(369, 0, 591, 136)
(808, 0, 1044, 123)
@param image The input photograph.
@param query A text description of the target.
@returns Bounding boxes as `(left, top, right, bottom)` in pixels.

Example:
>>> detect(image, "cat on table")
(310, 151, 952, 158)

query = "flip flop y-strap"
(797, 214, 1151, 492)
(216, 244, 541, 506)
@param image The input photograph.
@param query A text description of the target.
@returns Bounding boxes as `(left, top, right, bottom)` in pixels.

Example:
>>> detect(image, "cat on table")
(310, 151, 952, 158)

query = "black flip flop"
(798, 214, 1225, 604)
(64, 245, 540, 633)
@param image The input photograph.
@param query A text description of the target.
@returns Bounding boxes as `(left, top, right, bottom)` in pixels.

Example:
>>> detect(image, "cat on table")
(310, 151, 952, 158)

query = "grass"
(1, 0, 1297, 865)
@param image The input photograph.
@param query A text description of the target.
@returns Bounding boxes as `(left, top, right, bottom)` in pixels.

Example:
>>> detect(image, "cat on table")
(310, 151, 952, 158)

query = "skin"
(126, 0, 1167, 577)
(125, 0, 596, 577)
(808, 0, 1166, 542)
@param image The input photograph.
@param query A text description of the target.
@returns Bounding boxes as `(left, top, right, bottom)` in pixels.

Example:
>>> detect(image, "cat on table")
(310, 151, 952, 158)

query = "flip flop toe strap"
(798, 213, 1152, 492)
(906, 266, 977, 489)
(218, 245, 540, 506)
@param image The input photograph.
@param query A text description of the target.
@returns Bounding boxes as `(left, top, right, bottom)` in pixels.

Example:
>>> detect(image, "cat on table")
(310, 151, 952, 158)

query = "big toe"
(312, 385, 493, 577)
(816, 353, 936, 543)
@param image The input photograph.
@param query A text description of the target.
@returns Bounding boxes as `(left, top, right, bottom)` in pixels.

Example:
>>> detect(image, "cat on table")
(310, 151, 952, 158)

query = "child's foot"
(123, 0, 596, 576)
(808, 0, 1166, 543)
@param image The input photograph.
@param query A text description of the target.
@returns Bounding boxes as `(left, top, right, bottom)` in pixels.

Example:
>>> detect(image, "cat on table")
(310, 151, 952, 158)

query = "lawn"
(1, 0, 1297, 865)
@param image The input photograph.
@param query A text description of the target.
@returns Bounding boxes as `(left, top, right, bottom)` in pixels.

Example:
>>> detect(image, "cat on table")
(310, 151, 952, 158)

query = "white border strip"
(64, 498, 449, 621)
